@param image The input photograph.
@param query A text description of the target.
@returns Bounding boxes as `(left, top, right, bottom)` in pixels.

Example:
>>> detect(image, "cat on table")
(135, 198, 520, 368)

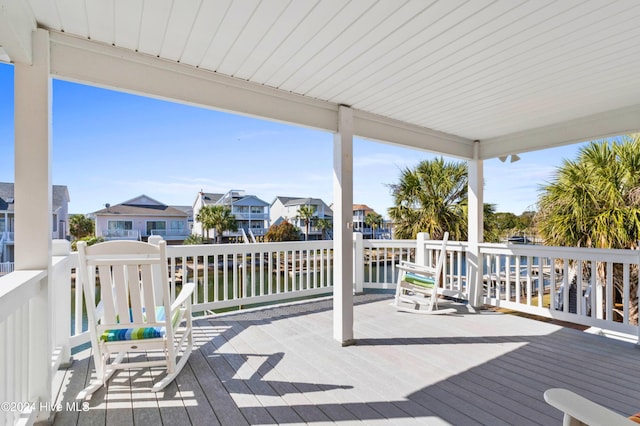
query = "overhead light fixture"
(0, 47, 10, 64)
(499, 154, 520, 163)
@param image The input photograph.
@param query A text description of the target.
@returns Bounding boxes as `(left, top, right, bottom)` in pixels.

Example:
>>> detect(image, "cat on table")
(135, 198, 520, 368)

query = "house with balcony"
(92, 195, 190, 243)
(4, 2, 640, 425)
(352, 204, 391, 239)
(270, 196, 333, 240)
(193, 190, 270, 242)
(0, 182, 69, 266)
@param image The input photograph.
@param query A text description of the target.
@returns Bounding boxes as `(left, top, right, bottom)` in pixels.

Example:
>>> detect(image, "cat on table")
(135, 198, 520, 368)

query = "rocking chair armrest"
(171, 282, 195, 313)
(544, 388, 635, 425)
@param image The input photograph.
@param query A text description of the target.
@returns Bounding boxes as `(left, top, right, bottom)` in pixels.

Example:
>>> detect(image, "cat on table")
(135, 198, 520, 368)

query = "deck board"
(53, 293, 640, 425)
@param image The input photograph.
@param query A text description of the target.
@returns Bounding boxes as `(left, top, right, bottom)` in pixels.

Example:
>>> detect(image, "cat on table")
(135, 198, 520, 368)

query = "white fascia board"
(480, 104, 640, 160)
(49, 32, 339, 132)
(0, 0, 36, 64)
(354, 110, 474, 159)
(49, 32, 471, 157)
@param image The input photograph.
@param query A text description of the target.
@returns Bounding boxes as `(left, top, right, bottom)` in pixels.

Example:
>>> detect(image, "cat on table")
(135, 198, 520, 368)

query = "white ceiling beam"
(354, 110, 474, 159)
(480, 104, 640, 160)
(0, 0, 36, 64)
(49, 32, 339, 133)
(49, 32, 472, 158)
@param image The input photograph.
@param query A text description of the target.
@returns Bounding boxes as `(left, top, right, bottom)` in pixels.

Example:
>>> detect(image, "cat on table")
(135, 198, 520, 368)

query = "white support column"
(14, 28, 52, 420)
(467, 141, 484, 306)
(333, 105, 354, 345)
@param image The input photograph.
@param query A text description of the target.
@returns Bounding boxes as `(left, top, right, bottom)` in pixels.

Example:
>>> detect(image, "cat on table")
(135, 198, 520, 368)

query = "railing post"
(416, 233, 429, 266)
(353, 232, 363, 294)
(52, 239, 72, 369)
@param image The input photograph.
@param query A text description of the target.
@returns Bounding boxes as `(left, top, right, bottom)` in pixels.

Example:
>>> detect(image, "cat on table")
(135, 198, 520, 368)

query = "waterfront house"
(193, 190, 270, 242)
(0, 182, 69, 264)
(270, 196, 333, 240)
(92, 195, 190, 243)
(2, 1, 640, 424)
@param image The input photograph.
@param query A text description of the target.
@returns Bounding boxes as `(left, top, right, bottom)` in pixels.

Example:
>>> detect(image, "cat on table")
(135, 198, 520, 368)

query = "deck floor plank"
(52, 294, 640, 425)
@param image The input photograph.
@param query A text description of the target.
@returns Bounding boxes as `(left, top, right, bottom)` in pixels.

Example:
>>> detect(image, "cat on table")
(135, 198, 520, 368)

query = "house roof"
(353, 204, 375, 213)
(4, 1, 639, 160)
(199, 193, 224, 206)
(229, 195, 270, 207)
(0, 182, 69, 213)
(92, 195, 187, 217)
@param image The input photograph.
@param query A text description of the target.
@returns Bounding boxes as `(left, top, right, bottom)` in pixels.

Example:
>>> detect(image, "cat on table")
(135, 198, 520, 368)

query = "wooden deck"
(52, 293, 640, 425)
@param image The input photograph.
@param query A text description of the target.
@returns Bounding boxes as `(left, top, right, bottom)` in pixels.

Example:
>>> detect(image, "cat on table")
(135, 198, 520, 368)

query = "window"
(147, 221, 166, 235)
(108, 220, 132, 230)
(251, 206, 263, 214)
(170, 220, 185, 230)
(0, 218, 4, 232)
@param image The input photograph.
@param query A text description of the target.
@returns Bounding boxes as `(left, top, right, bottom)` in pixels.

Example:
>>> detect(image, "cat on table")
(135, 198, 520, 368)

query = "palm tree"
(388, 157, 467, 240)
(315, 218, 333, 240)
(196, 205, 237, 243)
(209, 205, 238, 244)
(296, 204, 315, 241)
(196, 205, 216, 241)
(364, 212, 383, 239)
(536, 135, 640, 323)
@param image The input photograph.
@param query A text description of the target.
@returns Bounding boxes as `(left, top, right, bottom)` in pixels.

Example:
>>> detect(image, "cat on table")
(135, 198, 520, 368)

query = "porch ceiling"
(5, 0, 640, 159)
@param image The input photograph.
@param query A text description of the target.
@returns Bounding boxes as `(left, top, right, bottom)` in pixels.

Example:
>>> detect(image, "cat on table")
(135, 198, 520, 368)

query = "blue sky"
(0, 62, 588, 217)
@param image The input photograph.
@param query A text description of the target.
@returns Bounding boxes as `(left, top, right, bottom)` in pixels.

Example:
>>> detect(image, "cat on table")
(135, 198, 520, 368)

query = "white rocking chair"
(394, 232, 456, 314)
(76, 239, 194, 400)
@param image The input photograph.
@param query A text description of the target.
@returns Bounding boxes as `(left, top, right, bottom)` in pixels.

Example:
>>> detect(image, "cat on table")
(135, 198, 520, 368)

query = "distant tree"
(183, 234, 204, 245)
(482, 203, 500, 243)
(388, 157, 467, 240)
(265, 220, 300, 242)
(71, 236, 104, 251)
(196, 205, 216, 240)
(316, 218, 333, 240)
(210, 205, 238, 244)
(69, 214, 94, 240)
(296, 205, 315, 241)
(196, 205, 237, 243)
(364, 212, 383, 238)
(517, 211, 536, 234)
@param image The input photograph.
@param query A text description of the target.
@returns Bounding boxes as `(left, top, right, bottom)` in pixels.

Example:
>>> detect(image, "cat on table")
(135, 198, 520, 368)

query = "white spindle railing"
(361, 239, 415, 289)
(46, 236, 640, 368)
(0, 262, 14, 275)
(479, 243, 640, 336)
(167, 240, 334, 314)
(0, 269, 48, 425)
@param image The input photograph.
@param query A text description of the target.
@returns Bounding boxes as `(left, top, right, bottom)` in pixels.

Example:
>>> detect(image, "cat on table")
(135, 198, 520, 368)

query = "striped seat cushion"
(403, 272, 436, 288)
(100, 306, 180, 342)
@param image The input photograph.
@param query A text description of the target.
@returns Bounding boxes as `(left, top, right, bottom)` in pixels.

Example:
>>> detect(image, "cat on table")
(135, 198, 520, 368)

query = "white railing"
(0, 270, 49, 425)
(2, 231, 15, 242)
(101, 229, 140, 239)
(231, 212, 269, 220)
(479, 243, 640, 337)
(0, 262, 14, 275)
(418, 237, 640, 337)
(66, 236, 640, 349)
(166, 240, 334, 313)
(149, 229, 190, 237)
(359, 237, 415, 290)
